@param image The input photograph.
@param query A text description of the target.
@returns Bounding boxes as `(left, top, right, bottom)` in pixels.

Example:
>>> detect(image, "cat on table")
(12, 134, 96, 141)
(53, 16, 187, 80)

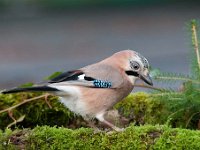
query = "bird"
(2, 50, 153, 131)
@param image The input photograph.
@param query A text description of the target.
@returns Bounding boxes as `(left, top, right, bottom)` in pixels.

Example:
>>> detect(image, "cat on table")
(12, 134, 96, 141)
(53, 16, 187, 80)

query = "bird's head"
(113, 50, 153, 86)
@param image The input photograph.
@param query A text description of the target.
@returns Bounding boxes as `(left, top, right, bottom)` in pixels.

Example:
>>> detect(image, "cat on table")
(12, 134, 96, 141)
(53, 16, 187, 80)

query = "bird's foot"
(106, 127, 125, 134)
(114, 127, 124, 132)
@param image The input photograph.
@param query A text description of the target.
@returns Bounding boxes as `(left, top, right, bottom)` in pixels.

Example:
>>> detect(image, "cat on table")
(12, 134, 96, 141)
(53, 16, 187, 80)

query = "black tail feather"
(1, 86, 59, 94)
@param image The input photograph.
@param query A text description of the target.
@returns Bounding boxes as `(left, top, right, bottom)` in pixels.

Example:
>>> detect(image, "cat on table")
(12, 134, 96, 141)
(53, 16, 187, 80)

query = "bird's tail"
(1, 86, 59, 94)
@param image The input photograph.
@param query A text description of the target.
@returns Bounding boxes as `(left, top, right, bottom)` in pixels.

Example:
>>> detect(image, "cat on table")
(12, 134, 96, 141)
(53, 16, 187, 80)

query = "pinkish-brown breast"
(78, 77, 133, 117)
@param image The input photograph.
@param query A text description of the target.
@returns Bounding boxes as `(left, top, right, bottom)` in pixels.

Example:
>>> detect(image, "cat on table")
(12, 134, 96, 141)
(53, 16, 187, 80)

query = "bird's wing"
(48, 70, 85, 83)
(48, 64, 124, 89)
(82, 64, 124, 88)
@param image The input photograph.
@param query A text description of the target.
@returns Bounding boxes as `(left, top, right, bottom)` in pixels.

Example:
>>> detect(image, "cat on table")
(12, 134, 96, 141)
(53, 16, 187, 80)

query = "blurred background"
(0, 0, 200, 89)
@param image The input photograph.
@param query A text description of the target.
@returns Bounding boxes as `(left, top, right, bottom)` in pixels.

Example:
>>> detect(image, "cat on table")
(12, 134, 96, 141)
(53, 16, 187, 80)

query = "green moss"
(0, 92, 76, 129)
(1, 125, 200, 149)
(153, 127, 200, 149)
(0, 91, 198, 130)
(0, 91, 200, 148)
(0, 128, 15, 150)
(1, 92, 164, 130)
(115, 92, 166, 125)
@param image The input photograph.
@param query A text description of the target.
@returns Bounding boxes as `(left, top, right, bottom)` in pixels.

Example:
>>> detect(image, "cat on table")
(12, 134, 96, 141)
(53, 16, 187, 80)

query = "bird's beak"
(139, 73, 153, 86)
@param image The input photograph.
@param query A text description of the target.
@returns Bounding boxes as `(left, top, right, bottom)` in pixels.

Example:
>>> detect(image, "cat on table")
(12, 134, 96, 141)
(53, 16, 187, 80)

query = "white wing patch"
(78, 74, 85, 80)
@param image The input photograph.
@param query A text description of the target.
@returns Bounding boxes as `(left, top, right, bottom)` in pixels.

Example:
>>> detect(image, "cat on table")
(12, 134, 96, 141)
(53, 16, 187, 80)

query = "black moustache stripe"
(125, 70, 139, 77)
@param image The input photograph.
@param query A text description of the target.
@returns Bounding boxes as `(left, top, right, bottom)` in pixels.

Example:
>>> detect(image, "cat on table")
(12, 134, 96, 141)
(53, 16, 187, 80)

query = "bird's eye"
(130, 61, 140, 70)
(133, 64, 139, 70)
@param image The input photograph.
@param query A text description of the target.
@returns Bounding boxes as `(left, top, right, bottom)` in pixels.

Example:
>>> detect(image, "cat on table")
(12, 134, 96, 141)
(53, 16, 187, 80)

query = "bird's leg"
(96, 113, 124, 132)
(101, 119, 124, 132)
(84, 118, 101, 133)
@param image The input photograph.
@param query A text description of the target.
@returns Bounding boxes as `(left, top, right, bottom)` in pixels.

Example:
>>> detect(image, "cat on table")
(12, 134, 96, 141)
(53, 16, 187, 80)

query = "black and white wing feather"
(48, 70, 112, 88)
(48, 70, 87, 83)
(2, 65, 123, 94)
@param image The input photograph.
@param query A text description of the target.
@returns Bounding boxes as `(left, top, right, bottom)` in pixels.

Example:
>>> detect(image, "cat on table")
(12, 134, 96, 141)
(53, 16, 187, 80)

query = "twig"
(44, 94, 52, 109)
(186, 111, 200, 128)
(168, 108, 185, 120)
(7, 115, 26, 128)
(152, 92, 182, 97)
(134, 84, 165, 91)
(155, 76, 200, 84)
(8, 110, 16, 122)
(191, 21, 200, 70)
(0, 94, 50, 114)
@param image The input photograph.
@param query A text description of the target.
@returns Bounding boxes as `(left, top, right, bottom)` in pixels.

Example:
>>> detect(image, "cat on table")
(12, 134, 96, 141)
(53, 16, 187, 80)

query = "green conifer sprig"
(150, 20, 200, 129)
(152, 71, 200, 84)
(151, 20, 200, 86)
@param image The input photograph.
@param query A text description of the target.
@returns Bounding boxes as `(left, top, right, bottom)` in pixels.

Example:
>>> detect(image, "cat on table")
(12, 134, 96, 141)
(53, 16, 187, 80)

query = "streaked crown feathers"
(134, 51, 149, 69)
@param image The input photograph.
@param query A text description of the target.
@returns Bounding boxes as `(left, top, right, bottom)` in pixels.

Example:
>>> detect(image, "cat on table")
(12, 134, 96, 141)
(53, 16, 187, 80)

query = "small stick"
(44, 94, 52, 109)
(8, 110, 16, 122)
(0, 94, 50, 114)
(134, 84, 165, 91)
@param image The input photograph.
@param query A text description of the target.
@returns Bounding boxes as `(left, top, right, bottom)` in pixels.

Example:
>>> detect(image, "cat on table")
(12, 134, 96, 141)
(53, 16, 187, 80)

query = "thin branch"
(44, 94, 52, 109)
(134, 84, 166, 91)
(152, 92, 183, 97)
(0, 94, 50, 114)
(8, 110, 16, 122)
(7, 115, 26, 128)
(191, 21, 200, 70)
(155, 76, 200, 84)
(186, 111, 200, 128)
(168, 108, 185, 120)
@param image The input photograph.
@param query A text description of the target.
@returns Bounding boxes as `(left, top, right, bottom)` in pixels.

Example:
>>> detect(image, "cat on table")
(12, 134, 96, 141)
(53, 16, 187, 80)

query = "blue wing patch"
(93, 80, 112, 88)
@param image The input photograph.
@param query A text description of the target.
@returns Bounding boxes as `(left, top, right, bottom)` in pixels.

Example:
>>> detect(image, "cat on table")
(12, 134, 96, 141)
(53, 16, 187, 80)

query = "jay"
(2, 50, 153, 131)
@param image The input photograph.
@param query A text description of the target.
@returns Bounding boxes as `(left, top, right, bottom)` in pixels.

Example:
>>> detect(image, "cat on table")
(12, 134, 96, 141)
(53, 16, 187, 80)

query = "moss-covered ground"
(1, 92, 200, 149)
(1, 124, 200, 149)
